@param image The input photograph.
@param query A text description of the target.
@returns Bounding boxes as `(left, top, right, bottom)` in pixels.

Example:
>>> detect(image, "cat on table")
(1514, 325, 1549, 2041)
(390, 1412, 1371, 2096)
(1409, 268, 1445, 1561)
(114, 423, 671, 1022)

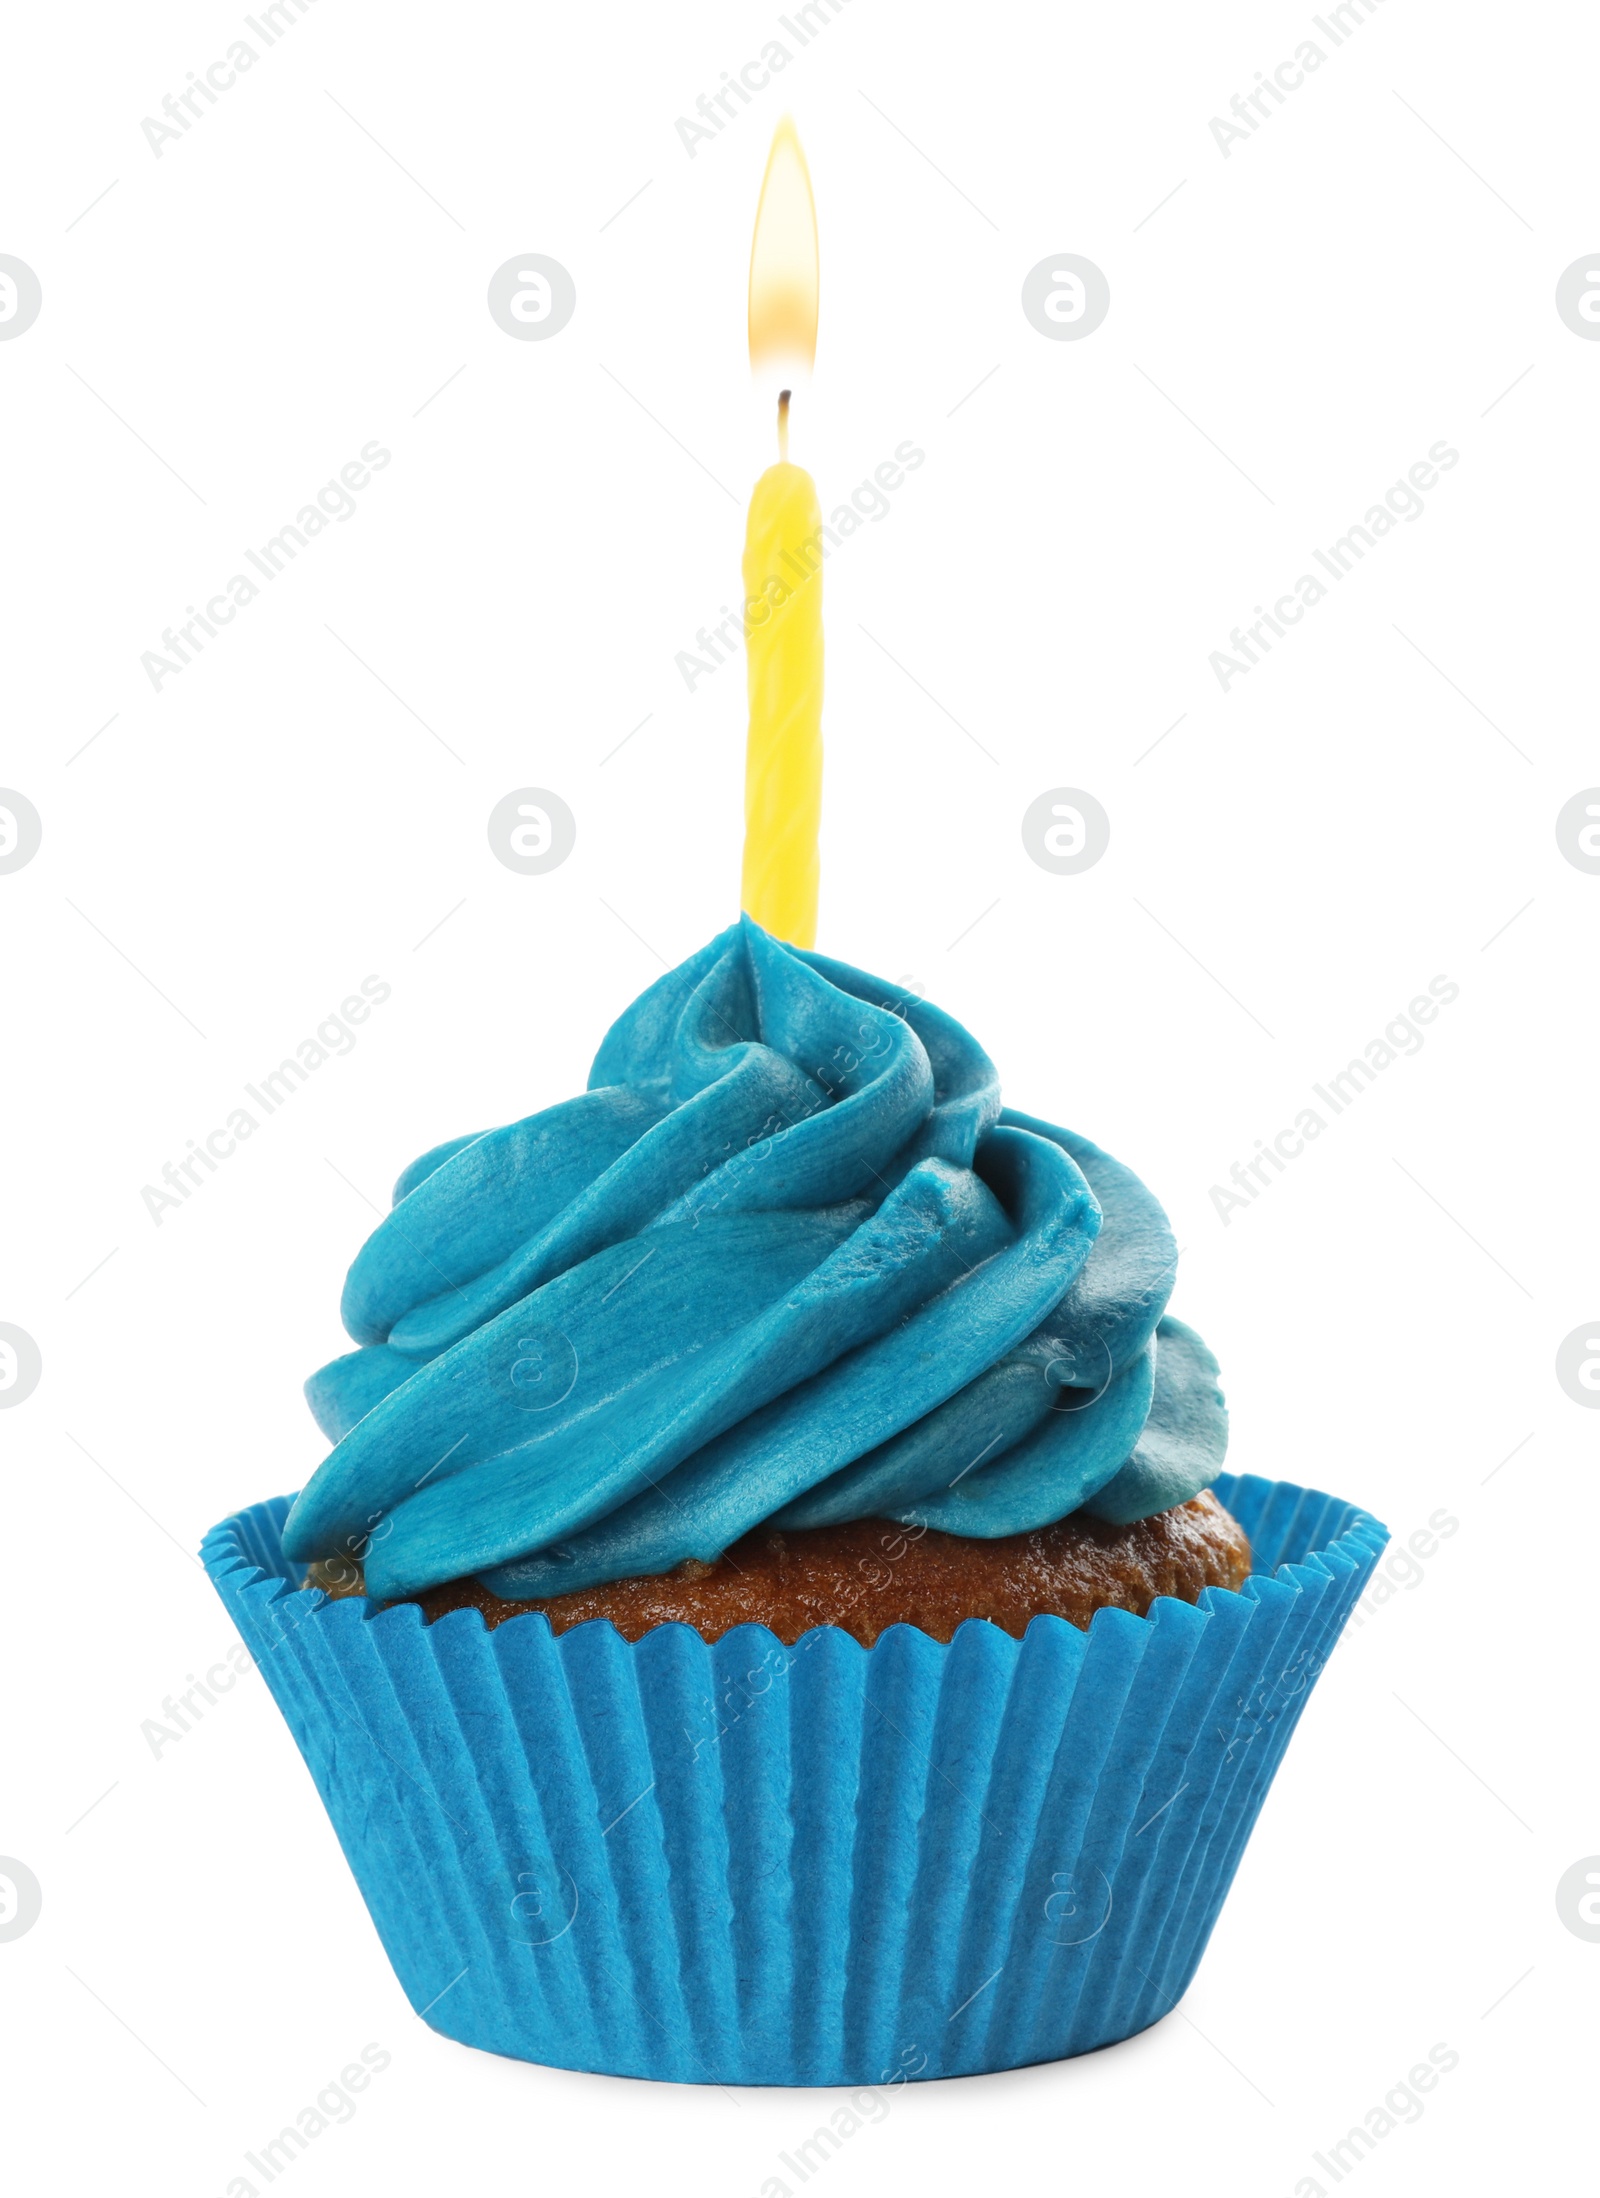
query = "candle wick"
(777, 388, 791, 464)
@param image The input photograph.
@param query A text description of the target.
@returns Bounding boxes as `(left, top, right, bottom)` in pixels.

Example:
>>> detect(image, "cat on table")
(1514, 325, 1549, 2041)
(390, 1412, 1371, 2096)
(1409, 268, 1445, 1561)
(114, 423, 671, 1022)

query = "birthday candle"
(741, 118, 823, 949)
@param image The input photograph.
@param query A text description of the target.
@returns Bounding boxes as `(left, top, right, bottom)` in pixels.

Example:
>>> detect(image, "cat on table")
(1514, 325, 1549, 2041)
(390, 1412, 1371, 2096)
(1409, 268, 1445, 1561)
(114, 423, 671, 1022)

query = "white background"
(2, 0, 1594, 2189)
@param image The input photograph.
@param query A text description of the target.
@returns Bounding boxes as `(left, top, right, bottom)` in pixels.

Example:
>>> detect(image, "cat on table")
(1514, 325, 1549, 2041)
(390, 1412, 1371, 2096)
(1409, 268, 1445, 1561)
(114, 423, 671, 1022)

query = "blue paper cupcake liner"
(203, 1474, 1385, 2086)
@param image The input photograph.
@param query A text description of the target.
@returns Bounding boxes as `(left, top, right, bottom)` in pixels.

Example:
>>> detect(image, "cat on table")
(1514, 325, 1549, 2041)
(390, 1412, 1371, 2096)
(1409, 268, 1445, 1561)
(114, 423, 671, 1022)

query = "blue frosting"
(281, 920, 1227, 1600)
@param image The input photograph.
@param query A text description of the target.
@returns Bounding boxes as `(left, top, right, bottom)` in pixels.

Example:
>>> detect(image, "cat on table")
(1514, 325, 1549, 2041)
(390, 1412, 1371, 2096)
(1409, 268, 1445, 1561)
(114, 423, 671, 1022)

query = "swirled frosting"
(282, 920, 1227, 1601)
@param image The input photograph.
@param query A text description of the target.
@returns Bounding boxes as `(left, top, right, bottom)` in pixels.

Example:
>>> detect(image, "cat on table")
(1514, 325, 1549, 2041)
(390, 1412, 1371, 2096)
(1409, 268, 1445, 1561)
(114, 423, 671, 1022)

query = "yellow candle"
(742, 118, 822, 949)
(741, 423, 823, 947)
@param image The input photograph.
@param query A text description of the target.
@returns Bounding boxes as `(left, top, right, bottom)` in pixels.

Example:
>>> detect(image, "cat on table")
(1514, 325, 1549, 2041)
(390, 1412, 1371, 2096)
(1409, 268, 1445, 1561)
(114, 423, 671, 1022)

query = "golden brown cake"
(306, 1489, 1252, 1646)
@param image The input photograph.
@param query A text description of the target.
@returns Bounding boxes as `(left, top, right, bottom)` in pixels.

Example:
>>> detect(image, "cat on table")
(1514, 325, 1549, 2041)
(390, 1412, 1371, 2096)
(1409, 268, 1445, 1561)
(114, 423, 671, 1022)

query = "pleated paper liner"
(204, 1473, 1385, 2086)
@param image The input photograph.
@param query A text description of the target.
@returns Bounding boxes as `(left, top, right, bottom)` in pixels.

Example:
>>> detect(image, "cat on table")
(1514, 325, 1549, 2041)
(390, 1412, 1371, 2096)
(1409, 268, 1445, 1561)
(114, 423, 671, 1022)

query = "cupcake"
(205, 919, 1385, 2085)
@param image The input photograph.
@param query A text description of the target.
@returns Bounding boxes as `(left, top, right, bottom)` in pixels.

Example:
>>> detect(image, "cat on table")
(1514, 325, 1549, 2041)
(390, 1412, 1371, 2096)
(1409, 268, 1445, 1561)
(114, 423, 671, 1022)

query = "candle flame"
(748, 117, 818, 374)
